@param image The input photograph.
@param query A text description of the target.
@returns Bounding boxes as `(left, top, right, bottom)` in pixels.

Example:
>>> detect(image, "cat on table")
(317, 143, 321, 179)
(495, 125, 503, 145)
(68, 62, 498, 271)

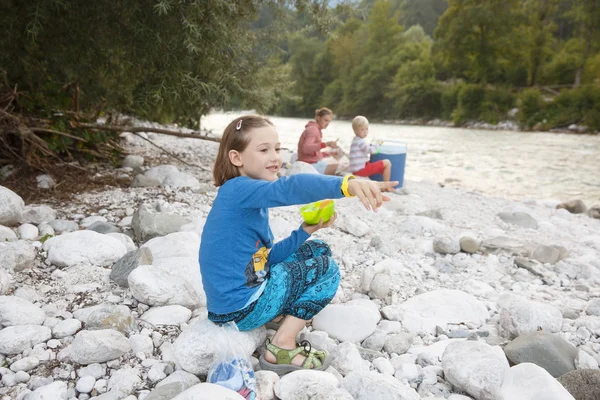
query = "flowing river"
(201, 112, 600, 205)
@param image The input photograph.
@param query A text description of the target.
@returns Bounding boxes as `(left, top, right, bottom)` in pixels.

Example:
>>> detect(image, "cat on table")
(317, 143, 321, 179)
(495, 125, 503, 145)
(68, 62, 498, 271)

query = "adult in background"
(297, 108, 339, 175)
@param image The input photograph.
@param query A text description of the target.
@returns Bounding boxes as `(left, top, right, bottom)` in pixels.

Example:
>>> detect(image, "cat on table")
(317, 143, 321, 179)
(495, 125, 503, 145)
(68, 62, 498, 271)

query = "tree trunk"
(575, 0, 594, 87)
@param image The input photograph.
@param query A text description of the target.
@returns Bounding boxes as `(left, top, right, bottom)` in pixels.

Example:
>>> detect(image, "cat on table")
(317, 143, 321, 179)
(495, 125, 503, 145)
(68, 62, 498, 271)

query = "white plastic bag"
(207, 321, 259, 400)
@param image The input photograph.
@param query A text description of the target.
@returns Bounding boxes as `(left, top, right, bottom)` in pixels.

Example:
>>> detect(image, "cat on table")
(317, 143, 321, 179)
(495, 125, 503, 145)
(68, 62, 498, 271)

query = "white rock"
(10, 356, 40, 372)
(123, 155, 144, 169)
(38, 223, 55, 237)
(498, 294, 563, 338)
(0, 240, 37, 272)
(171, 383, 245, 399)
(373, 357, 395, 375)
(442, 341, 509, 400)
(341, 370, 419, 400)
(13, 286, 40, 303)
(498, 363, 575, 400)
(0, 296, 45, 326)
(330, 342, 368, 376)
(106, 232, 136, 252)
(76, 375, 96, 393)
(20, 205, 56, 225)
(255, 370, 279, 400)
(394, 363, 422, 385)
(80, 216, 108, 228)
(69, 329, 131, 364)
(36, 174, 56, 189)
(52, 318, 82, 338)
(408, 339, 466, 366)
(48, 219, 78, 233)
(148, 363, 168, 383)
(107, 367, 141, 396)
(337, 215, 370, 237)
(0, 186, 24, 226)
(0, 225, 17, 241)
(28, 381, 68, 400)
(77, 363, 105, 379)
(17, 223, 39, 240)
(155, 370, 200, 388)
(128, 257, 205, 308)
(381, 289, 489, 335)
(129, 334, 153, 356)
(312, 301, 380, 342)
(44, 230, 127, 267)
(0, 270, 11, 295)
(141, 232, 200, 260)
(14, 370, 30, 383)
(140, 305, 192, 325)
(575, 349, 599, 369)
(274, 370, 339, 400)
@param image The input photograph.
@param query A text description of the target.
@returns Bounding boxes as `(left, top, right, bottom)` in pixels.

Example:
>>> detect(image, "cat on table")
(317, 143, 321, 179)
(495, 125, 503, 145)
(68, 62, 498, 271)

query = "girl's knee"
(306, 239, 332, 256)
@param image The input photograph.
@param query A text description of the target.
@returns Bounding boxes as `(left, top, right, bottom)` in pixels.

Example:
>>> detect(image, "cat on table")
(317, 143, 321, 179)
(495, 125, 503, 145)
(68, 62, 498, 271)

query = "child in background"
(349, 116, 393, 189)
(200, 115, 397, 375)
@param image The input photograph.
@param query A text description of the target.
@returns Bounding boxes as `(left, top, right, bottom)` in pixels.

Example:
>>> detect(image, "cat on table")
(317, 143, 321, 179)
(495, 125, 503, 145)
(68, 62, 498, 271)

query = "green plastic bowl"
(300, 200, 335, 225)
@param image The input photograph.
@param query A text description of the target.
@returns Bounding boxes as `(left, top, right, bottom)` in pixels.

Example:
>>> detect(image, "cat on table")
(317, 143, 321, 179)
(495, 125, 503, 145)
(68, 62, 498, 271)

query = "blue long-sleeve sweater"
(199, 173, 346, 314)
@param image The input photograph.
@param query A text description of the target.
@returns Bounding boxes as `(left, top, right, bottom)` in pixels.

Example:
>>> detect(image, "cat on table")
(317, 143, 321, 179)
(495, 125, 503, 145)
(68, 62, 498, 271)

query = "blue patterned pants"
(208, 240, 340, 331)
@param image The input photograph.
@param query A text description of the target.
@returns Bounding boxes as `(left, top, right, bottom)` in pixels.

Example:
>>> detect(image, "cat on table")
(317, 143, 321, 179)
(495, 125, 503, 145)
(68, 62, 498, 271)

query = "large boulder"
(0, 186, 24, 226)
(557, 369, 600, 400)
(504, 332, 577, 378)
(44, 230, 127, 268)
(381, 289, 489, 335)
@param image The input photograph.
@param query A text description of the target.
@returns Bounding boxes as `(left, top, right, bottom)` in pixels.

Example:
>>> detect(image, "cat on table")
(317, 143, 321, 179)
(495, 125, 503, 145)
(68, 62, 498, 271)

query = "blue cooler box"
(369, 141, 407, 188)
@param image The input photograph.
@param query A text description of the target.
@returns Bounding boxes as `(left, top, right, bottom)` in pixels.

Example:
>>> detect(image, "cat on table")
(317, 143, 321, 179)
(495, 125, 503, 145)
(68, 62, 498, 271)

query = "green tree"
(568, 0, 600, 86)
(433, 0, 521, 84)
(0, 0, 337, 125)
(520, 0, 559, 86)
(398, 0, 448, 37)
(329, 1, 406, 117)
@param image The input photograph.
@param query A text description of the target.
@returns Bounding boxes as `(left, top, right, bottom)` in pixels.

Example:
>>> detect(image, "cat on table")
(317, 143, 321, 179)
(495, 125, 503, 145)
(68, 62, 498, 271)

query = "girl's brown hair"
(314, 107, 333, 119)
(213, 115, 275, 186)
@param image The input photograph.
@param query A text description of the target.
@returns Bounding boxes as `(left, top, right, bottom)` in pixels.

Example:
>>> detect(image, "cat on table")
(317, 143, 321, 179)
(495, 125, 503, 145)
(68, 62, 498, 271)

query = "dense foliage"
(1, 0, 599, 137)
(275, 0, 600, 130)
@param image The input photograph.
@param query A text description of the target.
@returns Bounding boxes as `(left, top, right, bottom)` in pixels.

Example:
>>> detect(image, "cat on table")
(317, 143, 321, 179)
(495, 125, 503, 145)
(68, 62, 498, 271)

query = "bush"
(479, 87, 516, 124)
(452, 84, 485, 125)
(517, 88, 545, 129)
(548, 85, 600, 130)
(440, 83, 462, 120)
(394, 80, 443, 119)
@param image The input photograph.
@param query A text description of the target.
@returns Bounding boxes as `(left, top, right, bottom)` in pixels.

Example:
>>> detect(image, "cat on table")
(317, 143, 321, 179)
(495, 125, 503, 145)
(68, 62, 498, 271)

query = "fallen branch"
(132, 132, 211, 171)
(77, 122, 221, 143)
(31, 128, 88, 142)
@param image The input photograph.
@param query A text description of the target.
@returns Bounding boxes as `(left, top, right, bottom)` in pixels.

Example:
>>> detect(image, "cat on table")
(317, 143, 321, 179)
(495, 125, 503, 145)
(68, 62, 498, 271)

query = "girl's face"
(229, 125, 282, 181)
(316, 114, 332, 130)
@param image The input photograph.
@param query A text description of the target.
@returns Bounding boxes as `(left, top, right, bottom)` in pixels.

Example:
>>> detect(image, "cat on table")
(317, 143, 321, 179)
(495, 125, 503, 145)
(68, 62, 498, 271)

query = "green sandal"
(258, 339, 331, 375)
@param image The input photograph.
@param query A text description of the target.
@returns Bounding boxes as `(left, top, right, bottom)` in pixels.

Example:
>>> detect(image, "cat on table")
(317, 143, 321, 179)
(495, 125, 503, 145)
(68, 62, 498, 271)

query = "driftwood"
(76, 122, 221, 143)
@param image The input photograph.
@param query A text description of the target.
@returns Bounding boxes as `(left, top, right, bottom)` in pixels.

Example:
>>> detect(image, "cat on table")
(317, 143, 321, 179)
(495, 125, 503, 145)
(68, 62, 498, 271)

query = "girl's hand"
(302, 213, 337, 235)
(348, 179, 398, 212)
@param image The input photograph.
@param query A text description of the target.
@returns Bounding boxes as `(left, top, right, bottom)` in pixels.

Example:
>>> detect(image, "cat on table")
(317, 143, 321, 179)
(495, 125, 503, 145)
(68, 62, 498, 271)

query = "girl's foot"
(259, 339, 329, 375)
(264, 338, 306, 366)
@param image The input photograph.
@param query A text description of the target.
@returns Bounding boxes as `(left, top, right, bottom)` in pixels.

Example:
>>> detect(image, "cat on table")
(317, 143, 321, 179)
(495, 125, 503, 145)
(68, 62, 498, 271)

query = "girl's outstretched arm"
(222, 174, 346, 209)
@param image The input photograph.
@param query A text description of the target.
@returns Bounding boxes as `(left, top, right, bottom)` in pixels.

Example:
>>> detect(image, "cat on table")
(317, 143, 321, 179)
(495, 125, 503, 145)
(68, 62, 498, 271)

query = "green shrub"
(440, 83, 461, 120)
(394, 81, 443, 119)
(546, 85, 600, 130)
(517, 88, 545, 129)
(479, 87, 516, 124)
(452, 84, 485, 125)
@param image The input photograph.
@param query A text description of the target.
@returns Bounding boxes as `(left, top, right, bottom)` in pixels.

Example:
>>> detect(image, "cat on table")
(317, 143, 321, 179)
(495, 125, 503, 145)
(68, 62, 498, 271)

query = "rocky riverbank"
(0, 125, 599, 400)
